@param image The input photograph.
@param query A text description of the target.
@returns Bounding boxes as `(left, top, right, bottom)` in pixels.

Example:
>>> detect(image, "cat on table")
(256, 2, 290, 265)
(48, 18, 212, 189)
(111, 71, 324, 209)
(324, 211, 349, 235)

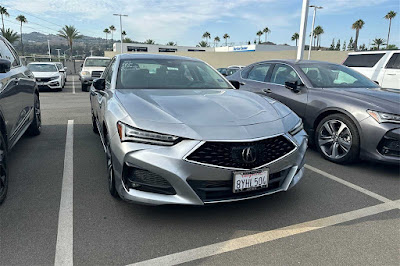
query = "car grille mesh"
(91, 71, 102, 78)
(36, 78, 51, 82)
(186, 136, 295, 169)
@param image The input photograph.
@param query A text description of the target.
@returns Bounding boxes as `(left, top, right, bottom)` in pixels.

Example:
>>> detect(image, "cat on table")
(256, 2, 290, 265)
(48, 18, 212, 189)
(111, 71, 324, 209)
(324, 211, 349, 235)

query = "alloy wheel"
(318, 119, 352, 160)
(0, 137, 7, 200)
(35, 97, 41, 130)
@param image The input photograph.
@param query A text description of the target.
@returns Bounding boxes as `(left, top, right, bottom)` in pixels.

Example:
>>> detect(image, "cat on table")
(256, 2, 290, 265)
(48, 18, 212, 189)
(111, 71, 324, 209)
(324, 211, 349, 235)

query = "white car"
(343, 50, 400, 90)
(28, 62, 65, 91)
(55, 62, 67, 82)
(79, 56, 110, 91)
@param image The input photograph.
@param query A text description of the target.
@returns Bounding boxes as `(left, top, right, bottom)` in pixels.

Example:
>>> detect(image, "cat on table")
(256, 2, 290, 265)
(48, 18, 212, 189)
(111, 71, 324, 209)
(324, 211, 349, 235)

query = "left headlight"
(367, 110, 400, 124)
(289, 120, 304, 136)
(117, 122, 180, 146)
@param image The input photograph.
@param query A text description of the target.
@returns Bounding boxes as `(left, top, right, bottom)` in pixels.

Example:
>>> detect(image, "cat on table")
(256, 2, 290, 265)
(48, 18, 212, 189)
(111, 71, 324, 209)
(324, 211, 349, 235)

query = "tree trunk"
(1, 15, 4, 32)
(70, 40, 76, 73)
(295, 39, 298, 46)
(20, 24, 24, 56)
(387, 19, 391, 47)
(354, 29, 359, 51)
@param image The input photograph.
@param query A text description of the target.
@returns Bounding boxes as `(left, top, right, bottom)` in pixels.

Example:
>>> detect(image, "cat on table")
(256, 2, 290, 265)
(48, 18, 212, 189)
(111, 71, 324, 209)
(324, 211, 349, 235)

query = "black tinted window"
(247, 64, 270, 82)
(386, 53, 400, 69)
(343, 54, 385, 67)
(0, 40, 18, 67)
(270, 64, 301, 85)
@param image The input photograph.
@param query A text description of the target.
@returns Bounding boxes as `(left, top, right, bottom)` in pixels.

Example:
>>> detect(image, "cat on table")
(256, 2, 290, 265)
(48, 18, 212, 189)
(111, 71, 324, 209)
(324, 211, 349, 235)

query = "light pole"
(47, 40, 52, 61)
(297, 0, 310, 60)
(113, 14, 128, 54)
(308, 5, 323, 60)
(55, 49, 61, 61)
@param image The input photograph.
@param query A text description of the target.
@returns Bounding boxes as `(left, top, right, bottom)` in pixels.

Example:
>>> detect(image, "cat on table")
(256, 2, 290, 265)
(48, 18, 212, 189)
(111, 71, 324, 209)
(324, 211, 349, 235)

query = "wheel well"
(0, 118, 8, 151)
(313, 110, 344, 131)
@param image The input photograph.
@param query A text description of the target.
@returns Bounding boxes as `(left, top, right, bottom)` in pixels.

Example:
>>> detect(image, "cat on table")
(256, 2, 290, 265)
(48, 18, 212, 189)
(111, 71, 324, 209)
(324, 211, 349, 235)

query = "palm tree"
(202, 32, 211, 46)
(0, 6, 9, 32)
(263, 27, 271, 43)
(214, 36, 220, 47)
(372, 38, 385, 50)
(197, 41, 208, 47)
(1, 28, 19, 44)
(58, 25, 82, 72)
(145, 39, 155, 44)
(313, 26, 324, 48)
(352, 19, 365, 51)
(384, 11, 397, 47)
(103, 28, 110, 45)
(291, 33, 299, 46)
(256, 30, 263, 44)
(166, 41, 176, 46)
(16, 15, 27, 55)
(223, 33, 230, 46)
(109, 25, 116, 42)
(122, 30, 126, 37)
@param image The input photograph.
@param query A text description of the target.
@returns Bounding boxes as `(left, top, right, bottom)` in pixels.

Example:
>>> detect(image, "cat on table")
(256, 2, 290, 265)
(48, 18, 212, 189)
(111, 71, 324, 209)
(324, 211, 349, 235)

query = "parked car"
(90, 54, 307, 205)
(228, 59, 400, 164)
(0, 36, 41, 204)
(79, 56, 110, 92)
(343, 50, 400, 90)
(28, 62, 65, 91)
(55, 62, 68, 82)
(217, 67, 228, 76)
(226, 65, 245, 76)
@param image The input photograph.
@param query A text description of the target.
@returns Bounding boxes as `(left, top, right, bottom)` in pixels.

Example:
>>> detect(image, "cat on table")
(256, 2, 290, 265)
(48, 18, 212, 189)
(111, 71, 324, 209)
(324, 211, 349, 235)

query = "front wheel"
(105, 136, 119, 198)
(81, 83, 88, 92)
(26, 94, 41, 136)
(0, 131, 8, 205)
(315, 114, 359, 164)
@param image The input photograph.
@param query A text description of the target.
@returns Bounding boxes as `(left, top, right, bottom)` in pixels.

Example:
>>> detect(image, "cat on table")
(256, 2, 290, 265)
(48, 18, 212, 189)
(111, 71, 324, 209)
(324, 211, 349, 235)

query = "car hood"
(82, 67, 106, 72)
(31, 71, 59, 78)
(115, 89, 290, 140)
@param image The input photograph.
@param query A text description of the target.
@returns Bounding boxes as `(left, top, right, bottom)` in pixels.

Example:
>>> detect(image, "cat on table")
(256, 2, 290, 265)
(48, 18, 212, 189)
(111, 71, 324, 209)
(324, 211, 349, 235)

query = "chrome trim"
(183, 134, 298, 171)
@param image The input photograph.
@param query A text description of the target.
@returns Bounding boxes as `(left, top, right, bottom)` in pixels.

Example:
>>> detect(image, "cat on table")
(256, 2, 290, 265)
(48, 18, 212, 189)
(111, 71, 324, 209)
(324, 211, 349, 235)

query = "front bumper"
(359, 117, 400, 164)
(36, 78, 62, 89)
(80, 76, 94, 85)
(109, 131, 308, 205)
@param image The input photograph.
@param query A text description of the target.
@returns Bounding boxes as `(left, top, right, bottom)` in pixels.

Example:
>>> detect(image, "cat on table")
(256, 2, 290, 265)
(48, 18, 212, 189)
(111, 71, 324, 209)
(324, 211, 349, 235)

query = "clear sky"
(2, 0, 400, 48)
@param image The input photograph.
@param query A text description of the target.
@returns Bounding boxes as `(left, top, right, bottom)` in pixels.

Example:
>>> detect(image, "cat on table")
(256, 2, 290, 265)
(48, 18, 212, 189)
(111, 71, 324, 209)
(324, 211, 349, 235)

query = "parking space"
(0, 76, 399, 266)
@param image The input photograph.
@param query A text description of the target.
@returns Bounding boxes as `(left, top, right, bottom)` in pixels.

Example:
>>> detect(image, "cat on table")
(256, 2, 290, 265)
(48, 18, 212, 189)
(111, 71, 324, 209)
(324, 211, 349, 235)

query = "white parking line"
(128, 200, 399, 266)
(54, 120, 74, 266)
(305, 164, 392, 203)
(72, 76, 75, 94)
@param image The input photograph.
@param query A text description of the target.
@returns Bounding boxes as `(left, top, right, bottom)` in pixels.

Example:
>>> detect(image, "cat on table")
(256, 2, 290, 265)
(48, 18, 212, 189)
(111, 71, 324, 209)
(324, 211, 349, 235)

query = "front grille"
(122, 165, 176, 195)
(187, 168, 289, 202)
(91, 71, 102, 78)
(186, 136, 296, 169)
(378, 136, 400, 157)
(36, 78, 51, 82)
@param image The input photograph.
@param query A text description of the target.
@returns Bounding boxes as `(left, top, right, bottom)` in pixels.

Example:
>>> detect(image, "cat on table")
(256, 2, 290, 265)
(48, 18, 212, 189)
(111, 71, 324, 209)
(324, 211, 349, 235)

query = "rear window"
(386, 53, 400, 69)
(343, 54, 385, 67)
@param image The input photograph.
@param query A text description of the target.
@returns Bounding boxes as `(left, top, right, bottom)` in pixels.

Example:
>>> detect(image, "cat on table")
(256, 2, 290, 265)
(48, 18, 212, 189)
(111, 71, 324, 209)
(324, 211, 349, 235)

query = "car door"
(381, 52, 400, 89)
(0, 39, 30, 142)
(265, 63, 308, 118)
(238, 63, 273, 95)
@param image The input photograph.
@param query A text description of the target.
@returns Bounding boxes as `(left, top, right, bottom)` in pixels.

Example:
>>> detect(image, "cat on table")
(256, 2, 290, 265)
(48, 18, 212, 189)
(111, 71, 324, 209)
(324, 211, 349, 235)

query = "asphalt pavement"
(0, 76, 399, 266)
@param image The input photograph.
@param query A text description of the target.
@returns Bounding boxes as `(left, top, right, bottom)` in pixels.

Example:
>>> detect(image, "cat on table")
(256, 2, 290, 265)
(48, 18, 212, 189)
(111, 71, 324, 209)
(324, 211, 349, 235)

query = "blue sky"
(2, 0, 400, 48)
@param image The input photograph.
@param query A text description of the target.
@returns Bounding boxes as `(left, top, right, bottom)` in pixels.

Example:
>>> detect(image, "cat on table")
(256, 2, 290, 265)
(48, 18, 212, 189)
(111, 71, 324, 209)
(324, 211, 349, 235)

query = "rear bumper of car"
(109, 131, 308, 205)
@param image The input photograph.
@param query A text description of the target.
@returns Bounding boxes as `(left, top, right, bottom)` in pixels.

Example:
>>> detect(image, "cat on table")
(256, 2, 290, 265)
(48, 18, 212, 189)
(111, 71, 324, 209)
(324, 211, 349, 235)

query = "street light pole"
(55, 49, 61, 61)
(308, 5, 323, 60)
(47, 40, 51, 61)
(297, 0, 310, 60)
(113, 14, 128, 54)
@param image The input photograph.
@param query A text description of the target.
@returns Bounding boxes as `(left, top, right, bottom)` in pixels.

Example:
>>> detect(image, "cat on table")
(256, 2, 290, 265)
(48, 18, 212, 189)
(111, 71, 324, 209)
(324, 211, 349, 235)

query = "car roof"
(118, 53, 202, 62)
(249, 59, 337, 66)
(348, 50, 399, 55)
(85, 56, 110, 60)
(28, 62, 57, 65)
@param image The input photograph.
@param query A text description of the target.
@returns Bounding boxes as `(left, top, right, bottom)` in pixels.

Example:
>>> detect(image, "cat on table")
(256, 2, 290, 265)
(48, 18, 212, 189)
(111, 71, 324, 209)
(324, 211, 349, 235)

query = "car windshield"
(84, 59, 110, 67)
(299, 63, 379, 88)
(226, 68, 239, 76)
(28, 64, 58, 72)
(117, 59, 232, 89)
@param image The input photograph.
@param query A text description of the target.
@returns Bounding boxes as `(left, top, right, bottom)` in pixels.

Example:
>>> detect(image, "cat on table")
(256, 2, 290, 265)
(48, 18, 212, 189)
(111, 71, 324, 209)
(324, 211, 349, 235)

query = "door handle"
(240, 82, 246, 86)
(387, 73, 397, 76)
(262, 88, 272, 94)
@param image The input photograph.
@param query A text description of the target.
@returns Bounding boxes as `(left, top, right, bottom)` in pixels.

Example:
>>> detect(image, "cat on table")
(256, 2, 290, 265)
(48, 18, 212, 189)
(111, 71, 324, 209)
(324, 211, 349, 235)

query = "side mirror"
(285, 81, 302, 93)
(59, 69, 65, 72)
(373, 80, 379, 85)
(0, 59, 11, 73)
(80, 64, 83, 68)
(93, 78, 105, 91)
(229, 80, 240, 90)
(64, 67, 68, 70)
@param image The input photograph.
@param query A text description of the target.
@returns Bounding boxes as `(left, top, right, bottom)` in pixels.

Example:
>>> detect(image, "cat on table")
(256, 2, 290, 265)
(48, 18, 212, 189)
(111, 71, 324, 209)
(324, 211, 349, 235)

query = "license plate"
(37, 82, 44, 85)
(233, 169, 269, 193)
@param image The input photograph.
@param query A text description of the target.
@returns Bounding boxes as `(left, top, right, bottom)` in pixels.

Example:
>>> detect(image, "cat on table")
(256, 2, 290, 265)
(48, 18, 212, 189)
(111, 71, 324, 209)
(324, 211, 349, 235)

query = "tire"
(92, 112, 99, 134)
(0, 131, 8, 205)
(315, 114, 359, 164)
(26, 94, 41, 136)
(105, 135, 119, 198)
(81, 83, 88, 92)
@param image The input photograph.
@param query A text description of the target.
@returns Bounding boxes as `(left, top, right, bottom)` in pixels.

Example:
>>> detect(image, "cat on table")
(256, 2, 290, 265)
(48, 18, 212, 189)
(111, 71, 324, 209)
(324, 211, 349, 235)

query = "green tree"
(202, 32, 211, 46)
(291, 33, 299, 46)
(145, 39, 155, 44)
(1, 28, 18, 44)
(0, 6, 9, 32)
(372, 38, 385, 50)
(256, 30, 263, 44)
(347, 37, 354, 50)
(386, 44, 398, 50)
(214, 36, 220, 47)
(16, 15, 27, 55)
(336, 39, 341, 51)
(109, 25, 116, 42)
(223, 33, 230, 46)
(384, 11, 397, 47)
(352, 19, 365, 51)
(103, 28, 110, 45)
(263, 27, 271, 43)
(359, 44, 367, 51)
(342, 41, 346, 51)
(166, 41, 176, 46)
(197, 40, 208, 47)
(330, 38, 335, 50)
(58, 25, 82, 72)
(123, 37, 133, 43)
(313, 26, 324, 48)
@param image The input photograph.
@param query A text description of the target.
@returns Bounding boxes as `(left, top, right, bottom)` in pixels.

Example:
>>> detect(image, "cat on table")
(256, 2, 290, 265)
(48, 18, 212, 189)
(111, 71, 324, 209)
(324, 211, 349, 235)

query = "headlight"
(367, 110, 400, 124)
(50, 75, 60, 81)
(117, 122, 180, 146)
(81, 71, 90, 76)
(289, 120, 303, 136)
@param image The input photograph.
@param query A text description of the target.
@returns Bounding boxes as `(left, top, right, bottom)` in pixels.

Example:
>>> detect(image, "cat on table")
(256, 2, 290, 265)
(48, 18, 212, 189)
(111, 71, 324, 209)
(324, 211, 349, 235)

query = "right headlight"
(289, 120, 304, 136)
(117, 122, 180, 146)
(367, 110, 400, 124)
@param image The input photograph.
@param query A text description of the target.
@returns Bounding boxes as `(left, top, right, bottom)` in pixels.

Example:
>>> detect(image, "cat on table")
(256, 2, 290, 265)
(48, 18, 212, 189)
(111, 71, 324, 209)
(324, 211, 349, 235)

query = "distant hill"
(23, 32, 107, 46)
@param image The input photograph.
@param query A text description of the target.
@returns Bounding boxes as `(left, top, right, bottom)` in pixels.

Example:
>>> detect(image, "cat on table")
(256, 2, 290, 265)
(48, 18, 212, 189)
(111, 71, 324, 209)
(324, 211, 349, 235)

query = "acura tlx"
(90, 54, 307, 205)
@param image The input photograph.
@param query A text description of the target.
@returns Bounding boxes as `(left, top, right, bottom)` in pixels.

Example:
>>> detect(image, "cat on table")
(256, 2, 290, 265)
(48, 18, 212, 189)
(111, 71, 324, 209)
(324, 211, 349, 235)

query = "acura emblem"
(242, 147, 256, 163)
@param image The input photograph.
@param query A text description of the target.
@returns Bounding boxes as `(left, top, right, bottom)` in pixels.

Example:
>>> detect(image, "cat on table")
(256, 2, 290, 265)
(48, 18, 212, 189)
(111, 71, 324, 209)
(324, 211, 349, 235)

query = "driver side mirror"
(285, 81, 302, 93)
(59, 69, 65, 73)
(0, 59, 11, 73)
(93, 78, 105, 91)
(229, 80, 240, 90)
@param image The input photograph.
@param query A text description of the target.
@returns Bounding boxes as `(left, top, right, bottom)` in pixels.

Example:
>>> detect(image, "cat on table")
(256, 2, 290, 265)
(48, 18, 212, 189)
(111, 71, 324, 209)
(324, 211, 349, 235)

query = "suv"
(79, 56, 110, 91)
(343, 50, 400, 90)
(0, 36, 41, 204)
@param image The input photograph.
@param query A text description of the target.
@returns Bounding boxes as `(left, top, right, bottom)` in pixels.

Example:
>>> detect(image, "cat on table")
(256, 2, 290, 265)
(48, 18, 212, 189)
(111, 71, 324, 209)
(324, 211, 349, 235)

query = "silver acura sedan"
(90, 54, 307, 205)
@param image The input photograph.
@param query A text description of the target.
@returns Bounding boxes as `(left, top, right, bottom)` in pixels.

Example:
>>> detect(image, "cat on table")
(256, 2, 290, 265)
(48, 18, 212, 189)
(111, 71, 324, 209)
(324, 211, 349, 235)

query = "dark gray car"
(228, 59, 400, 164)
(0, 36, 41, 204)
